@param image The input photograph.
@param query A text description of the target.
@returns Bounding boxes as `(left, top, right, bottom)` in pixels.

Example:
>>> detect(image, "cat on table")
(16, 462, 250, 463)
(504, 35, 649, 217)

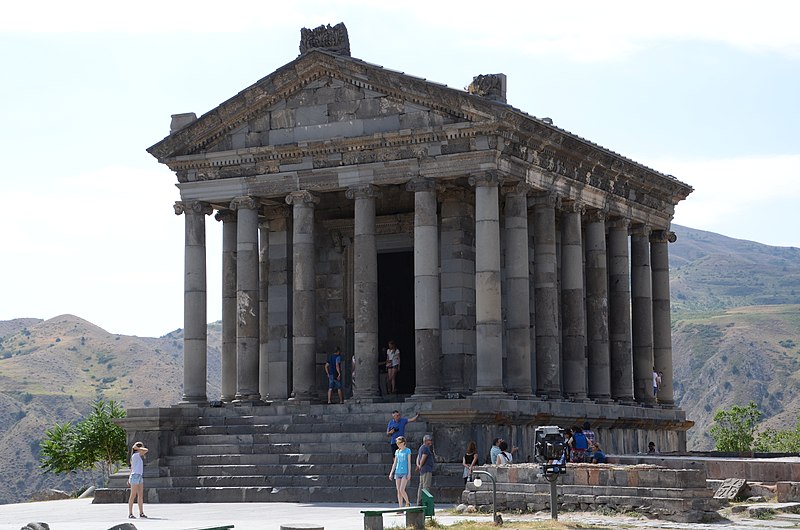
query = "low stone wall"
(461, 463, 721, 523)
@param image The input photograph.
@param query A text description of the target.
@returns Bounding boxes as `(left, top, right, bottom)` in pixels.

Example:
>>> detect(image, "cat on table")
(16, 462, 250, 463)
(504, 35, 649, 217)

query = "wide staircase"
(97, 402, 464, 504)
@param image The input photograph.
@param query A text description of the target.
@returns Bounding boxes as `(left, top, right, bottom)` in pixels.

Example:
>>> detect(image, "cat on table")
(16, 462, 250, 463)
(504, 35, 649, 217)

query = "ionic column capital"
(607, 217, 631, 230)
(285, 190, 320, 206)
(531, 191, 560, 209)
(650, 229, 677, 244)
(468, 170, 504, 188)
(263, 204, 290, 220)
(559, 199, 586, 215)
(405, 177, 437, 193)
(214, 209, 237, 223)
(631, 223, 652, 237)
(501, 181, 533, 197)
(174, 200, 212, 216)
(345, 183, 382, 200)
(230, 196, 260, 211)
(584, 207, 609, 223)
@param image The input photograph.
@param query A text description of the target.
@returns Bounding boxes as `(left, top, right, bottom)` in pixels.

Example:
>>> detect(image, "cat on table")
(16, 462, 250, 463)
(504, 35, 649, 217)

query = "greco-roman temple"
(105, 24, 694, 503)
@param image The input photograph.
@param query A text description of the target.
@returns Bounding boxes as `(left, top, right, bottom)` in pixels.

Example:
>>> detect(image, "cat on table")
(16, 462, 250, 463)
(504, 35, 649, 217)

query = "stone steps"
(169, 441, 391, 455)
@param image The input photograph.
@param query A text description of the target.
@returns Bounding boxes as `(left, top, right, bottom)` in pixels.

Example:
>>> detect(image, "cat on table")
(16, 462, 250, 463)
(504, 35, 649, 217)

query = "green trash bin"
(421, 488, 434, 517)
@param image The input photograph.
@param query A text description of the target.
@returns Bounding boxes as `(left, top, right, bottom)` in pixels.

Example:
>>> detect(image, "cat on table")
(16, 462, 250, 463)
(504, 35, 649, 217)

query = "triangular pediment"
(148, 51, 497, 161)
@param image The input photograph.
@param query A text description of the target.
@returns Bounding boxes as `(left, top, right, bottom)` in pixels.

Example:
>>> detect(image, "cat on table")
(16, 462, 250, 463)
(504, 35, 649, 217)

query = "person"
(657, 371, 663, 399)
(386, 340, 401, 394)
(416, 434, 434, 505)
(127, 441, 148, 519)
(652, 367, 659, 397)
(324, 347, 345, 404)
(387, 410, 419, 452)
(495, 441, 512, 464)
(489, 437, 517, 465)
(582, 422, 596, 445)
(462, 441, 478, 483)
(648, 441, 657, 454)
(563, 428, 574, 462)
(388, 436, 412, 508)
(571, 425, 588, 462)
(350, 353, 356, 397)
(588, 442, 607, 463)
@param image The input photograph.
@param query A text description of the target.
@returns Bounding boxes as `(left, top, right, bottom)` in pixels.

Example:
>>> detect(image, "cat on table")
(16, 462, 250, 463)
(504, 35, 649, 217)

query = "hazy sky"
(1, 1, 798, 337)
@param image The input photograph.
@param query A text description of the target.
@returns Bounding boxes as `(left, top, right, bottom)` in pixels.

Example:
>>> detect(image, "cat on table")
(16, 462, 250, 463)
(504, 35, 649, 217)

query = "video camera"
(533, 425, 567, 476)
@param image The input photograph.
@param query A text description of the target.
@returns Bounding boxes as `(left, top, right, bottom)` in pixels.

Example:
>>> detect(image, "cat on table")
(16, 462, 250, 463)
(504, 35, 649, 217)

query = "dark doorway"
(378, 251, 416, 395)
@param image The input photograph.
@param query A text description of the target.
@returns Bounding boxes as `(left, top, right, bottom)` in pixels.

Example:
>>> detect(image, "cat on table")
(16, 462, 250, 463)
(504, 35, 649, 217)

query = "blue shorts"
(394, 472, 408, 479)
(129, 473, 143, 485)
(328, 375, 342, 390)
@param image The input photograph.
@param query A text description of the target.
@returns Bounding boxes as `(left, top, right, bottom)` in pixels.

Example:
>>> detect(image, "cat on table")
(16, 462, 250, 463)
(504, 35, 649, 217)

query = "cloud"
(649, 154, 800, 248)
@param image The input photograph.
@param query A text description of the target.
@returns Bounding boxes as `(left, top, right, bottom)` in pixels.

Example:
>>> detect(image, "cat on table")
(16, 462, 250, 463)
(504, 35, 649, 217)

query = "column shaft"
(258, 220, 270, 400)
(266, 208, 291, 400)
(175, 201, 211, 404)
(631, 225, 655, 404)
(470, 173, 504, 395)
(504, 185, 533, 396)
(532, 193, 561, 398)
(232, 196, 260, 402)
(585, 212, 611, 401)
(651, 230, 676, 406)
(287, 191, 318, 400)
(439, 189, 475, 394)
(607, 219, 634, 402)
(347, 185, 380, 400)
(408, 179, 441, 398)
(560, 203, 587, 400)
(216, 210, 237, 402)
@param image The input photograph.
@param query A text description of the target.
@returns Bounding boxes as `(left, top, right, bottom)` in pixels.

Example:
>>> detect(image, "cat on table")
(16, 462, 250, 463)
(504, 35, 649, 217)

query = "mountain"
(669, 225, 800, 449)
(1, 225, 799, 503)
(0, 315, 221, 505)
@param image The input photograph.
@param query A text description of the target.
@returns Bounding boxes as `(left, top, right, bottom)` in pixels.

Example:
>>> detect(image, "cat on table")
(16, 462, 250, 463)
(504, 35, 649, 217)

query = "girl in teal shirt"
(388, 436, 412, 508)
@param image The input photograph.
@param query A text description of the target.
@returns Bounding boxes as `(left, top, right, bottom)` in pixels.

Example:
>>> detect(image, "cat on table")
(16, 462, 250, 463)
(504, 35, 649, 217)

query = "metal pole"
(550, 477, 558, 520)
(471, 470, 498, 524)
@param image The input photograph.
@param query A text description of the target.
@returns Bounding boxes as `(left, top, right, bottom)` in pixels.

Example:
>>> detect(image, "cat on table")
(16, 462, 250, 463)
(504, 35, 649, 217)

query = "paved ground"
(1, 498, 799, 530)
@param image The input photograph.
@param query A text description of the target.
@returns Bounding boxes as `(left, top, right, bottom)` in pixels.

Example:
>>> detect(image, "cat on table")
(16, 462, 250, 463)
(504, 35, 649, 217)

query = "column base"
(589, 395, 614, 404)
(472, 390, 508, 399)
(178, 395, 207, 405)
(233, 393, 262, 404)
(408, 391, 442, 402)
(508, 392, 537, 400)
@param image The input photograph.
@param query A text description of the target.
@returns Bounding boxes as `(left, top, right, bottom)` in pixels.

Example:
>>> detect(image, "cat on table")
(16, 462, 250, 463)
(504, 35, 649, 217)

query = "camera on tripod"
(533, 425, 567, 475)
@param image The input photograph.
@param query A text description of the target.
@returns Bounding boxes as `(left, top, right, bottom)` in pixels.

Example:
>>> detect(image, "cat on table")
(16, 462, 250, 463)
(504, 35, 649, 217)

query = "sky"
(1, 0, 798, 337)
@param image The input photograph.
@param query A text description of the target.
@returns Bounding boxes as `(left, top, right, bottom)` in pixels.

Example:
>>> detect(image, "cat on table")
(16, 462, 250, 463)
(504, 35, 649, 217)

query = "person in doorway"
(387, 410, 419, 452)
(389, 436, 412, 508)
(127, 441, 148, 519)
(652, 367, 659, 398)
(416, 434, 434, 505)
(648, 441, 657, 454)
(386, 340, 401, 394)
(462, 441, 478, 483)
(324, 347, 345, 404)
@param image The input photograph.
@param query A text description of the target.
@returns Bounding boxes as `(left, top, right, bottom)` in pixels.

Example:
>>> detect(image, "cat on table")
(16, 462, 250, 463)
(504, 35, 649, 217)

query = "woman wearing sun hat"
(128, 441, 149, 519)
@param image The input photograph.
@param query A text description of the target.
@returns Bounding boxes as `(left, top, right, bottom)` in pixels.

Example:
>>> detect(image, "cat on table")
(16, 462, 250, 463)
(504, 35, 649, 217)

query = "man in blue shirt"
(387, 410, 419, 451)
(416, 434, 434, 505)
(325, 347, 344, 404)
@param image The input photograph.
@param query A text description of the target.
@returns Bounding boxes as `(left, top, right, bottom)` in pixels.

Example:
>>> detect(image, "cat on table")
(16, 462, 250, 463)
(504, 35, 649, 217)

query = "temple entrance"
(377, 251, 416, 396)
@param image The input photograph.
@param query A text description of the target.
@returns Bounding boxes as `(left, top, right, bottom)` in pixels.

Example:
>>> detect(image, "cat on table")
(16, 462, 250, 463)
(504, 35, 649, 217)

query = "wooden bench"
(360, 506, 424, 530)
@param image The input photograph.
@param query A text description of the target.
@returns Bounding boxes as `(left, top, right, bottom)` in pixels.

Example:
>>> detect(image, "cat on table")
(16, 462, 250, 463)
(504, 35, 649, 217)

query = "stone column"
(585, 210, 611, 402)
(406, 178, 442, 398)
(258, 219, 270, 400)
(346, 184, 381, 400)
(439, 188, 475, 394)
(265, 206, 291, 400)
(231, 196, 261, 402)
(560, 201, 587, 400)
(286, 190, 319, 401)
(469, 172, 505, 396)
(651, 229, 677, 406)
(607, 218, 635, 403)
(215, 209, 237, 402)
(504, 183, 533, 397)
(631, 224, 655, 405)
(174, 200, 212, 404)
(532, 192, 560, 398)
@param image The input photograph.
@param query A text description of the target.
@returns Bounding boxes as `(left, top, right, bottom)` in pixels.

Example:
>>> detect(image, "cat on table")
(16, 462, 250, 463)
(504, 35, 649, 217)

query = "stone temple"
(106, 23, 695, 503)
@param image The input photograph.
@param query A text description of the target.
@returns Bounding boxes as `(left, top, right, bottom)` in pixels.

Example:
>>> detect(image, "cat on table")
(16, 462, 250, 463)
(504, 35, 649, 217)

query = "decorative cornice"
(174, 201, 212, 216)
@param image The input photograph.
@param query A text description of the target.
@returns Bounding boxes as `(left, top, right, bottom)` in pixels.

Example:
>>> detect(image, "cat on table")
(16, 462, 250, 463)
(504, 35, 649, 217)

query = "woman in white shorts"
(128, 441, 148, 519)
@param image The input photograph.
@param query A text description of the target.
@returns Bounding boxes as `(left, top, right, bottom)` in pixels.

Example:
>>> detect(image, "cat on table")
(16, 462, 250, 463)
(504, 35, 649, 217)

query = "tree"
(40, 400, 128, 483)
(754, 415, 800, 453)
(709, 401, 762, 452)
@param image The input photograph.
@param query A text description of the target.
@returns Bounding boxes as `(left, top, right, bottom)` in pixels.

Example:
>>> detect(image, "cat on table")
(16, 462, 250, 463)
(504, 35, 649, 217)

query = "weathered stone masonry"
(152, 25, 693, 454)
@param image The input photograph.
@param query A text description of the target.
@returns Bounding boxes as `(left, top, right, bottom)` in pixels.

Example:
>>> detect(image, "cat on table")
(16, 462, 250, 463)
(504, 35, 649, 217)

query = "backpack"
(573, 431, 588, 450)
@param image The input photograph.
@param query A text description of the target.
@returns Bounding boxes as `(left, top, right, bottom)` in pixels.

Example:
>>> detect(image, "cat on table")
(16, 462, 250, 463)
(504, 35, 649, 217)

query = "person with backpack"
(325, 347, 345, 404)
(571, 424, 588, 462)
